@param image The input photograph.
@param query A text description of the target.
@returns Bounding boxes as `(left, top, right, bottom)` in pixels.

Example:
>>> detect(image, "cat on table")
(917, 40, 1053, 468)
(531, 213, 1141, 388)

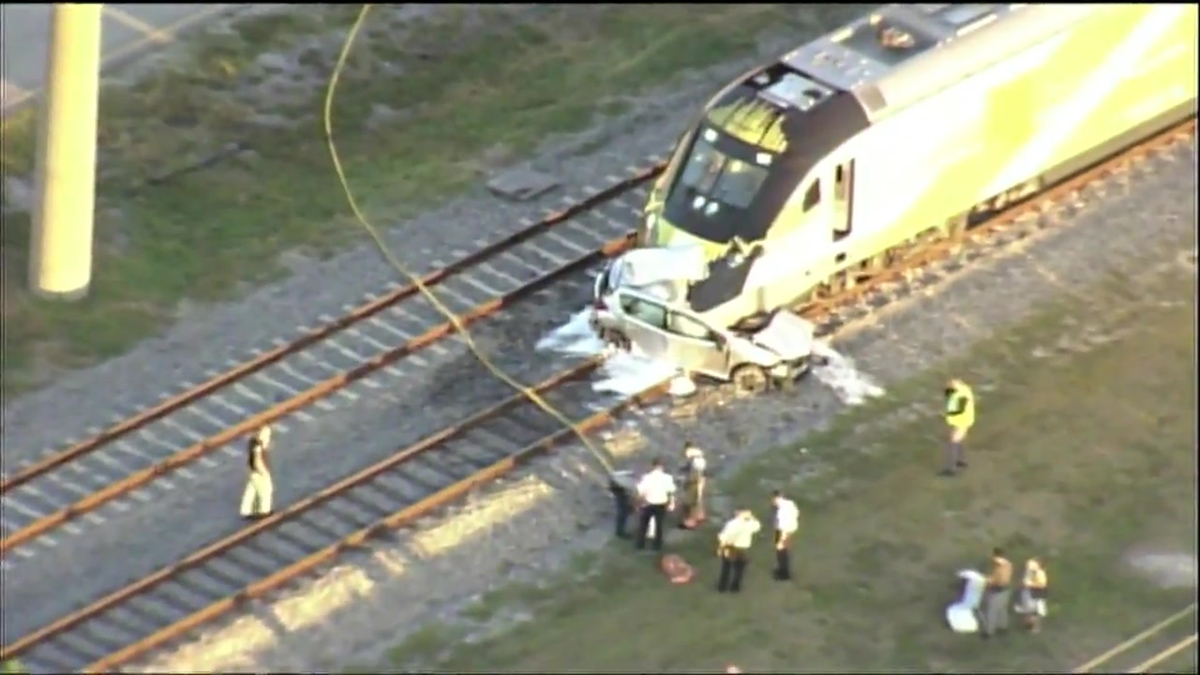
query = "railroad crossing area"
(0, 3, 240, 115)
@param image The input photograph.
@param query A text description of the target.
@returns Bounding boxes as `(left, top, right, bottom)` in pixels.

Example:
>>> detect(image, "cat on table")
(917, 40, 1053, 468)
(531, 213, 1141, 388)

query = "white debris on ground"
(535, 307, 680, 397)
(536, 306, 886, 406)
(810, 340, 887, 406)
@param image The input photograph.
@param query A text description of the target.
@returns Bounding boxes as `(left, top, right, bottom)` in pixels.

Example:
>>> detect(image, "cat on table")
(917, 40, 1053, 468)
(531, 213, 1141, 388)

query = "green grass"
(384, 259, 1197, 672)
(0, 4, 870, 395)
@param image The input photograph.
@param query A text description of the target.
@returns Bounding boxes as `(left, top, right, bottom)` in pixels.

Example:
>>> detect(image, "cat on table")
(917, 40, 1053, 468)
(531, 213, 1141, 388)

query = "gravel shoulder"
(132, 142, 1194, 672)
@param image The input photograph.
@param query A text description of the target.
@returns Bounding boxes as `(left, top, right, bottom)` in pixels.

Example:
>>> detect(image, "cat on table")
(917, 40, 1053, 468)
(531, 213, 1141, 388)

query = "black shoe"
(939, 468, 958, 477)
(773, 571, 791, 581)
(957, 460, 968, 468)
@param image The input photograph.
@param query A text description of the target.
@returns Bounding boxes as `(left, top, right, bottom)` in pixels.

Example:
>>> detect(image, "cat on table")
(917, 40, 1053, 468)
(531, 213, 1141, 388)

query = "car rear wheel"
(731, 364, 769, 395)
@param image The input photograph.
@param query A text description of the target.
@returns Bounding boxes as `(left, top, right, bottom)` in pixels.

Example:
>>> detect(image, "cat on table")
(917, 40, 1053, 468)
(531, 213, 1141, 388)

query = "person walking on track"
(240, 425, 274, 520)
(635, 458, 676, 551)
(941, 378, 976, 476)
(716, 508, 761, 593)
(771, 490, 799, 581)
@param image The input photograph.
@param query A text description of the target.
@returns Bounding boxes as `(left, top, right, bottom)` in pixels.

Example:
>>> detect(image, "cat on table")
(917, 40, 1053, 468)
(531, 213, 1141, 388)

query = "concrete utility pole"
(29, 3, 103, 300)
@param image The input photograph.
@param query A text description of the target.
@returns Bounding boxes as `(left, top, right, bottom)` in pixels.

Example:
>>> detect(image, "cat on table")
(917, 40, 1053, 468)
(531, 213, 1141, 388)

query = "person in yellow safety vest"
(1016, 557, 1049, 633)
(941, 378, 975, 477)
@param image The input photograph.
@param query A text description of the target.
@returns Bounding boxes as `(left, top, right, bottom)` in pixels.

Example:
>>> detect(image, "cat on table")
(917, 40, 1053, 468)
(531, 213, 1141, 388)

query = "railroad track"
(0, 156, 664, 560)
(1072, 604, 1198, 674)
(2, 120, 1192, 673)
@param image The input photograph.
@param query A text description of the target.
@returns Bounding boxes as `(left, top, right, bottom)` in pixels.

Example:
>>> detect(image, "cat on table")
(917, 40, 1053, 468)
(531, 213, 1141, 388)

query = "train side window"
(802, 180, 822, 212)
(834, 165, 847, 200)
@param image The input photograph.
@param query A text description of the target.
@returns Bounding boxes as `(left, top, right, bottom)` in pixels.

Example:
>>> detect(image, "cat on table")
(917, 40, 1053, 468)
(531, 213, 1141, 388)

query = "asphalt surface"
(0, 3, 242, 114)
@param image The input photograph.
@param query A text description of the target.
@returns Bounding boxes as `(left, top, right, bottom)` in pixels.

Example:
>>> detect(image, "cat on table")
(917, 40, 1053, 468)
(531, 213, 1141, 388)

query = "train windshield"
(675, 127, 772, 210)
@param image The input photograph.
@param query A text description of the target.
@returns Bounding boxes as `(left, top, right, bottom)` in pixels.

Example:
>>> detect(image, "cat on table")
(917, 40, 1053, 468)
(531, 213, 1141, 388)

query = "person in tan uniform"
(1016, 557, 1049, 633)
(240, 425, 274, 520)
(981, 547, 1013, 638)
(679, 442, 708, 529)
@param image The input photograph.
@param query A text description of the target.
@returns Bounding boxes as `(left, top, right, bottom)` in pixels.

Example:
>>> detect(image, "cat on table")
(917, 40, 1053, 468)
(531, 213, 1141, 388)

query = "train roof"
(784, 4, 1098, 121)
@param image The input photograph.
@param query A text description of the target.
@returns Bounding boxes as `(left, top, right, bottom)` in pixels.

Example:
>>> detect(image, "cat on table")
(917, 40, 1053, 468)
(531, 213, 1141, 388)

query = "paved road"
(1, 3, 243, 114)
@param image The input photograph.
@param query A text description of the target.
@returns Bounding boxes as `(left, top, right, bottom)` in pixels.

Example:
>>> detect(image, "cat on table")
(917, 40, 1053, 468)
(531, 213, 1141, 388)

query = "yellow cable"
(324, 5, 616, 480)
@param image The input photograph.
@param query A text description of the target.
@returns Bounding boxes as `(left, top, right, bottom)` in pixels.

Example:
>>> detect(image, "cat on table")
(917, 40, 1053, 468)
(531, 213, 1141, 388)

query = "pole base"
(28, 284, 89, 301)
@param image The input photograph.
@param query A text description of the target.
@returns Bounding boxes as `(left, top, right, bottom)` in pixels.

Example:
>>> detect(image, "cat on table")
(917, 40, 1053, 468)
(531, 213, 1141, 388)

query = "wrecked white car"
(590, 248, 817, 394)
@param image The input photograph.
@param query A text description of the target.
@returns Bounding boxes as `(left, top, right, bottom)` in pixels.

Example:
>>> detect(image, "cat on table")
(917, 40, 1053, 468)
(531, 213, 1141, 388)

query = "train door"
(831, 159, 855, 264)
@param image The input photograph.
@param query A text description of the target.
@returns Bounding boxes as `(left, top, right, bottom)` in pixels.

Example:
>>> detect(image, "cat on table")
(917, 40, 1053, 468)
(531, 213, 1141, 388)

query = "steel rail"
(83, 379, 671, 673)
(3, 117, 1192, 673)
(1073, 604, 1198, 673)
(0, 360, 614, 668)
(0, 230, 637, 555)
(0, 160, 666, 498)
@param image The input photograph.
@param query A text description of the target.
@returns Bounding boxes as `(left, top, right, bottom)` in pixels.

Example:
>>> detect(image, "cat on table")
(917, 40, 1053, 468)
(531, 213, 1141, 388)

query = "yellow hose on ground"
(323, 5, 617, 480)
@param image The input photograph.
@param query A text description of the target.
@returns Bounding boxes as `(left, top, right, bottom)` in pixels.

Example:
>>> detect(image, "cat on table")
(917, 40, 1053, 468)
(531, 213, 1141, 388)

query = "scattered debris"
(486, 166, 561, 202)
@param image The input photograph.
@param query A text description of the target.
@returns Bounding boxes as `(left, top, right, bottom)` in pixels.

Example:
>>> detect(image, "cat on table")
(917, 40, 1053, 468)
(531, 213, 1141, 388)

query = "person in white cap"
(716, 508, 761, 593)
(679, 441, 708, 529)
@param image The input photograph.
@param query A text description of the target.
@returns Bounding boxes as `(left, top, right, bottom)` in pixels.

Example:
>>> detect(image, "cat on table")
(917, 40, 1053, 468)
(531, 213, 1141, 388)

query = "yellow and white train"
(639, 3, 1196, 328)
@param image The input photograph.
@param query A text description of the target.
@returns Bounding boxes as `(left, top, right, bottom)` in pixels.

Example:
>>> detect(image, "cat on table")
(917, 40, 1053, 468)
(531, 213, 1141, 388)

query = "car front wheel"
(731, 364, 770, 395)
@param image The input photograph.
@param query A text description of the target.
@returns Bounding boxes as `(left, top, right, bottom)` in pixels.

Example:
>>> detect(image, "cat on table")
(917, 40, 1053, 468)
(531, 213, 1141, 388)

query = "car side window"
(667, 311, 716, 341)
(802, 180, 821, 212)
(620, 295, 667, 329)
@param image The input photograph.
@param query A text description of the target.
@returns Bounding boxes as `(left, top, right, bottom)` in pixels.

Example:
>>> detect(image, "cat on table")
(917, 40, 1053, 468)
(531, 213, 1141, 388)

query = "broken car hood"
(614, 245, 708, 288)
(751, 311, 815, 360)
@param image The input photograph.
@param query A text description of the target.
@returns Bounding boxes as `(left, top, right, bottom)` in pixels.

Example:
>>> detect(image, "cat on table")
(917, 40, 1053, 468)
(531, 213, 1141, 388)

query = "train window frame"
(802, 180, 822, 212)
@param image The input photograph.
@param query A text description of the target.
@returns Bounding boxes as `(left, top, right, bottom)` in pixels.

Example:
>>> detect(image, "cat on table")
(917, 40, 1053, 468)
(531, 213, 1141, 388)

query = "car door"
(615, 291, 672, 359)
(664, 309, 730, 380)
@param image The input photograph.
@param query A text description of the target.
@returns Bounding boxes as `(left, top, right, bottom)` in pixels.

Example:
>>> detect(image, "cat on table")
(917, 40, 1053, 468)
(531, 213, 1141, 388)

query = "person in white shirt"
(771, 490, 799, 581)
(635, 458, 676, 551)
(716, 508, 761, 593)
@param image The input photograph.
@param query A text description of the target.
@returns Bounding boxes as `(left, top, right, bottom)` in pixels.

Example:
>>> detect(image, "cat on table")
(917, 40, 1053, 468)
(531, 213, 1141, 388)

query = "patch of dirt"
(1126, 551, 1198, 589)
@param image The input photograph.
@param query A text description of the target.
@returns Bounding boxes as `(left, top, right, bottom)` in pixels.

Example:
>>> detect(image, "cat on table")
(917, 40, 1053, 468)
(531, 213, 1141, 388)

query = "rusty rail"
(0, 159, 665, 497)
(2, 118, 1192, 672)
(0, 362, 672, 670)
(0, 229, 638, 555)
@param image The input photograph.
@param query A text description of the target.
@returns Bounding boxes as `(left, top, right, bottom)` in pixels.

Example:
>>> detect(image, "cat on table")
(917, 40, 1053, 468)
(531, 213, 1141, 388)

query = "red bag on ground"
(660, 553, 695, 584)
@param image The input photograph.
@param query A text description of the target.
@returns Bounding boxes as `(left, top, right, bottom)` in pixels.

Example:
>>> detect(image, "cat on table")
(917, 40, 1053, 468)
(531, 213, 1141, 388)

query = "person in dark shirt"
(607, 470, 635, 538)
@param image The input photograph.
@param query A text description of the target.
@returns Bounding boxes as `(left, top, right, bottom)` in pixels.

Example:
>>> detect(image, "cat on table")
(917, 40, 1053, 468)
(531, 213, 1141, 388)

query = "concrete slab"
(486, 166, 561, 202)
(1, 3, 244, 115)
